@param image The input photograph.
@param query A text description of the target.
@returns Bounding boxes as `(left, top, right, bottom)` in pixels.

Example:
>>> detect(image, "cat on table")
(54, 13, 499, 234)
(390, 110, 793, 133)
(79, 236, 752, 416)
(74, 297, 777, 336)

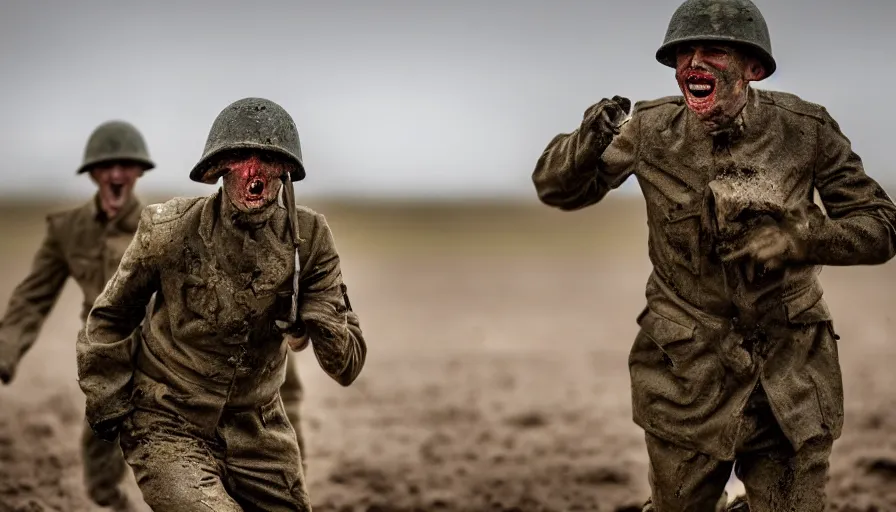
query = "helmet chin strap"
(275, 172, 302, 332)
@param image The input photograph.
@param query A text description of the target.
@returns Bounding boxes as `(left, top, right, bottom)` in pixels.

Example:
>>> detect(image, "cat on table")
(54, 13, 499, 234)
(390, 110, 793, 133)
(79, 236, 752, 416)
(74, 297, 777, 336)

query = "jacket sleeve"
(0, 216, 70, 363)
(532, 111, 640, 211)
(299, 212, 366, 386)
(77, 206, 159, 431)
(793, 109, 896, 265)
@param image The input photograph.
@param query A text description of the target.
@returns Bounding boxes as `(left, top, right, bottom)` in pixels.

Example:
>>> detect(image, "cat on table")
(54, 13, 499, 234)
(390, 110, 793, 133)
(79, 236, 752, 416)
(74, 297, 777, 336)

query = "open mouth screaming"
(243, 178, 267, 206)
(110, 183, 124, 198)
(683, 70, 717, 114)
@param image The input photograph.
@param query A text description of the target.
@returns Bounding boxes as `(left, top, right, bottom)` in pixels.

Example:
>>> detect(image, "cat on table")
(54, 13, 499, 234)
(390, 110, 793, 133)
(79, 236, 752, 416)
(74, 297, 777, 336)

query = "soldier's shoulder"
(294, 204, 322, 218)
(144, 196, 205, 225)
(759, 90, 828, 122)
(294, 204, 328, 231)
(633, 95, 684, 114)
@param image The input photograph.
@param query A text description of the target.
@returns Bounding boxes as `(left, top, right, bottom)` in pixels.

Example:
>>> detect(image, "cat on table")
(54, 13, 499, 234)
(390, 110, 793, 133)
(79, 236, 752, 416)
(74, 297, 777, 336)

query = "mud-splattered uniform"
(532, 87, 896, 510)
(77, 188, 365, 511)
(0, 192, 309, 506)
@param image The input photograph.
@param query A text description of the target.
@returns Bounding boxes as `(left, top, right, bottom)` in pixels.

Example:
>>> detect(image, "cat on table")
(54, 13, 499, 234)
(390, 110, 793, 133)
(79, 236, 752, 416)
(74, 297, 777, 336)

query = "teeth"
(688, 83, 712, 91)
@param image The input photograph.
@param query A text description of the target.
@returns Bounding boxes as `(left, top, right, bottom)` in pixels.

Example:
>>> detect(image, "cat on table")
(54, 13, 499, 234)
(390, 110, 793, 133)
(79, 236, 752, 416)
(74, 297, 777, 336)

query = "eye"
(677, 45, 696, 56)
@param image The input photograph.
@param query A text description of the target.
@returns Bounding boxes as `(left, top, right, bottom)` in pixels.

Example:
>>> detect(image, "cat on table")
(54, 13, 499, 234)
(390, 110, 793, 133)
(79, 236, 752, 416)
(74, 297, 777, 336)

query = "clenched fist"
(582, 95, 632, 136)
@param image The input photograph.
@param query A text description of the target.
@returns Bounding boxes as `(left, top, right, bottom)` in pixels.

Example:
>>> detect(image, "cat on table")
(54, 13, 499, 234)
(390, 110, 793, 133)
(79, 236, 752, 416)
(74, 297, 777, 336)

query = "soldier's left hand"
(722, 223, 802, 279)
(285, 333, 310, 352)
(276, 319, 311, 351)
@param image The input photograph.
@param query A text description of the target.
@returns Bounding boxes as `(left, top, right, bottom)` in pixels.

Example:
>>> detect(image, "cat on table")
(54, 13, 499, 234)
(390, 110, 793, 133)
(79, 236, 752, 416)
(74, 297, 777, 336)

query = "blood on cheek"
(676, 53, 731, 74)
(224, 157, 281, 201)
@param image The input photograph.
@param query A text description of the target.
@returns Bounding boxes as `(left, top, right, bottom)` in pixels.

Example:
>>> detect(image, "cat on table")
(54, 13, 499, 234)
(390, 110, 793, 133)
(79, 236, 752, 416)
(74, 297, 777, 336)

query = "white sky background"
(0, 0, 893, 200)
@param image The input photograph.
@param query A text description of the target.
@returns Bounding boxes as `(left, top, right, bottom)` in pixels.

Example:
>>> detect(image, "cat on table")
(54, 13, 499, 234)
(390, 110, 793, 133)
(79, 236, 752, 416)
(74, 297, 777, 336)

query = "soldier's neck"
(704, 87, 753, 150)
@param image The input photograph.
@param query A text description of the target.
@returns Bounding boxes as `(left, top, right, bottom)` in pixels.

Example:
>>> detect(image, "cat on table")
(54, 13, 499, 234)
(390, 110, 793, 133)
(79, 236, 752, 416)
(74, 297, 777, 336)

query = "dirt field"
(0, 197, 894, 512)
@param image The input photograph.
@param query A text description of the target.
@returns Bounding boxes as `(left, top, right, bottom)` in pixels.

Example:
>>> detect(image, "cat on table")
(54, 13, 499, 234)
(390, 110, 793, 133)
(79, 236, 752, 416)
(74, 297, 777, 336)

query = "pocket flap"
(785, 286, 832, 324)
(640, 310, 696, 346)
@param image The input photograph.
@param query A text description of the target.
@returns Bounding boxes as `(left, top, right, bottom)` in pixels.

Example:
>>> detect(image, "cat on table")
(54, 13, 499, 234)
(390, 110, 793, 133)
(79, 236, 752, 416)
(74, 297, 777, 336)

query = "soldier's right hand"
(582, 96, 632, 136)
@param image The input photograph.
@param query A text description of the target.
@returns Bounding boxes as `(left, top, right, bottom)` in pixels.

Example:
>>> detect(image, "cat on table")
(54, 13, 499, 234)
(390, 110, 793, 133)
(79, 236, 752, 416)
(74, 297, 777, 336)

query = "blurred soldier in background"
(0, 120, 153, 511)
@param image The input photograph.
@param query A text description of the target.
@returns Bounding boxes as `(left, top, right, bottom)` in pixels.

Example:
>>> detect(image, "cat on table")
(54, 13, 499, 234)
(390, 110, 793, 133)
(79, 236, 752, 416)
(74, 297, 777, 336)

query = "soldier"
(531, 1, 896, 511)
(76, 97, 367, 511)
(0, 120, 153, 511)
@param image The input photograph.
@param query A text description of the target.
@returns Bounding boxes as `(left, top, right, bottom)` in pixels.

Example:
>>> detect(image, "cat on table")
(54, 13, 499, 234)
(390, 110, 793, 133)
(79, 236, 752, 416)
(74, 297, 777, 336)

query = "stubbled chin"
(685, 93, 715, 118)
(103, 193, 127, 209)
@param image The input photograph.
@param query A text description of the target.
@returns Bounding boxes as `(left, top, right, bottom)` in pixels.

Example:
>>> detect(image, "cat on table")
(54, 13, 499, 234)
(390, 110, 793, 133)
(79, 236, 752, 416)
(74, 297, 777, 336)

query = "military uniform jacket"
(532, 87, 896, 459)
(0, 195, 142, 358)
(77, 190, 366, 437)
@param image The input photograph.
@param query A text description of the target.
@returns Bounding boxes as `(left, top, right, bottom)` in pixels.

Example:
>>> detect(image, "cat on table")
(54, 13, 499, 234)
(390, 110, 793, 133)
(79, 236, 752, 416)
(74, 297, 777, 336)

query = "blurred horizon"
(2, 0, 894, 200)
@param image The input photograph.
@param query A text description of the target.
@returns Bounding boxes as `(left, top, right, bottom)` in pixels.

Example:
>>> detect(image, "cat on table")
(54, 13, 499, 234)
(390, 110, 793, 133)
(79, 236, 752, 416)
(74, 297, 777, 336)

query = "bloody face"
(675, 43, 764, 129)
(89, 161, 144, 218)
(220, 152, 287, 213)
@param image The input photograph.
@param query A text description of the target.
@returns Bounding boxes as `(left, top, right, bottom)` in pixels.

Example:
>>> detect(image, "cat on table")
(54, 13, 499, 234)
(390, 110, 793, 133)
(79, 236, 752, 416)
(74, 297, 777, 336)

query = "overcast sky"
(1, 0, 893, 200)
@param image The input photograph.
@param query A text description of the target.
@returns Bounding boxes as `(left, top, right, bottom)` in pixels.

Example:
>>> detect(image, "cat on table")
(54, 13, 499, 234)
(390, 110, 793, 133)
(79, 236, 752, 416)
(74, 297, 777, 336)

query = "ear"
(744, 57, 766, 81)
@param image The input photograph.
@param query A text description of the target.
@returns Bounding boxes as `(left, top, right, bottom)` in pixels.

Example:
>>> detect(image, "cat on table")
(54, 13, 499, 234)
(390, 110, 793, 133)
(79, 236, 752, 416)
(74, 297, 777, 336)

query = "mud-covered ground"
(0, 198, 894, 512)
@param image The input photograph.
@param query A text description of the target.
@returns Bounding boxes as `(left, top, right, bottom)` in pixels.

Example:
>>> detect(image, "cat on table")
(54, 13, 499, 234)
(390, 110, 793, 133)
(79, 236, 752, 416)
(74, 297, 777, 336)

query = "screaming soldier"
(76, 97, 367, 511)
(532, 0, 896, 511)
(0, 121, 153, 512)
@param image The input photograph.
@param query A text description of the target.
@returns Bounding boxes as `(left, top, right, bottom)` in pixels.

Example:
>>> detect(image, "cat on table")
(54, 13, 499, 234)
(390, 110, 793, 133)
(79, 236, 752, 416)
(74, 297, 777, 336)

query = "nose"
(109, 165, 126, 180)
(689, 49, 706, 67)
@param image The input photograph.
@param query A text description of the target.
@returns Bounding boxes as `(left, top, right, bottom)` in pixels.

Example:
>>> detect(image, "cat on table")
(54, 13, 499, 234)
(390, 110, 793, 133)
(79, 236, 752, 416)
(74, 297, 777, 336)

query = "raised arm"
(298, 212, 366, 386)
(77, 206, 159, 439)
(0, 216, 70, 383)
(532, 96, 639, 211)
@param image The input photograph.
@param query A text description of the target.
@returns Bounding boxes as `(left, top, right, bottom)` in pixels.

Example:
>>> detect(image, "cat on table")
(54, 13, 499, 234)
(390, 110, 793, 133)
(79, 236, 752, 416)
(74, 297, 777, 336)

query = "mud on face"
(89, 161, 144, 218)
(674, 43, 765, 129)
(214, 151, 294, 213)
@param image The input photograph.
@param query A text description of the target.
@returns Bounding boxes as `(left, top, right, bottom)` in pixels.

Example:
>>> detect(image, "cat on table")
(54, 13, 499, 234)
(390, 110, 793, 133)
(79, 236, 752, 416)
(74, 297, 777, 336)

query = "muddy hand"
(276, 320, 311, 352)
(722, 224, 795, 280)
(583, 95, 631, 135)
(722, 226, 795, 270)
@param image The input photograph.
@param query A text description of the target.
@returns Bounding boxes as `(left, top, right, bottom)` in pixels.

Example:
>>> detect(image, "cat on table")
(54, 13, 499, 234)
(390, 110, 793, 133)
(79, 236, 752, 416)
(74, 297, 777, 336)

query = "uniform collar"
(702, 86, 761, 150)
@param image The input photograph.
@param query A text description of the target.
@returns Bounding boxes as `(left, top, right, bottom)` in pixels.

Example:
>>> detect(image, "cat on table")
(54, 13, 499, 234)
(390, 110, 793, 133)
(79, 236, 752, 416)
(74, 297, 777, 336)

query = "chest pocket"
(661, 205, 703, 276)
(68, 253, 98, 284)
(640, 141, 709, 277)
